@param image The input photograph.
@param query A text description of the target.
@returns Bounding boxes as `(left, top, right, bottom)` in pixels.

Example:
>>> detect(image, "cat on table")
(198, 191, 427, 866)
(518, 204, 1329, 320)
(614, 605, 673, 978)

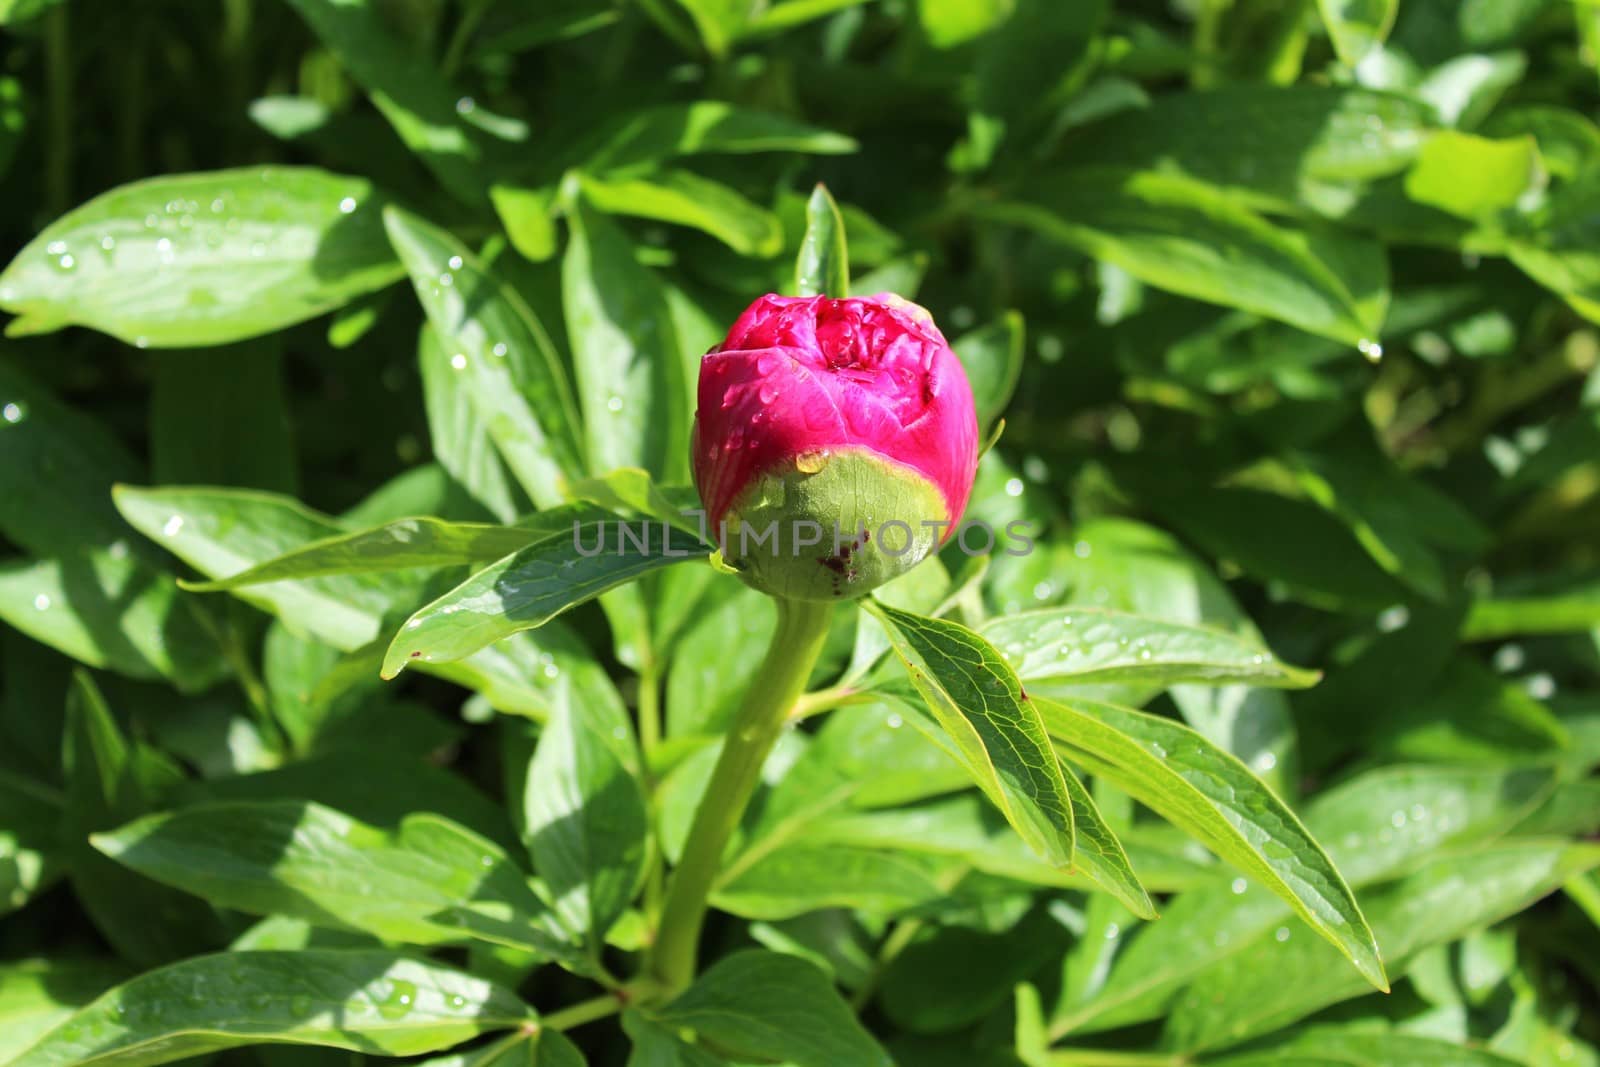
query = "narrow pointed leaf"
(866, 601, 1076, 868)
(563, 197, 690, 483)
(111, 485, 589, 718)
(1036, 696, 1387, 992)
(795, 184, 849, 298)
(381, 520, 709, 678)
(8, 950, 532, 1067)
(182, 510, 604, 591)
(385, 206, 585, 508)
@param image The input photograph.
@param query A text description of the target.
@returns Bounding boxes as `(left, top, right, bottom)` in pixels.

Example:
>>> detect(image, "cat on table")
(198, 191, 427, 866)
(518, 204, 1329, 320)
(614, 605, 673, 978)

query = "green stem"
(638, 663, 662, 757)
(542, 992, 623, 1032)
(648, 597, 835, 995)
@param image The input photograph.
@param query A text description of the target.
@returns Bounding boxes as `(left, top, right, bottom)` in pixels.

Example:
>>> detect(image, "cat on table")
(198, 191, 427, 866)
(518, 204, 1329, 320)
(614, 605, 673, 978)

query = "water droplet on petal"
(1231, 877, 1247, 895)
(450, 353, 468, 371)
(2, 402, 24, 424)
(1274, 927, 1291, 942)
(491, 342, 507, 358)
(1004, 478, 1024, 497)
(338, 196, 357, 214)
(162, 515, 185, 537)
(1358, 338, 1383, 363)
(33, 593, 49, 611)
(606, 395, 624, 413)
(447, 255, 463, 270)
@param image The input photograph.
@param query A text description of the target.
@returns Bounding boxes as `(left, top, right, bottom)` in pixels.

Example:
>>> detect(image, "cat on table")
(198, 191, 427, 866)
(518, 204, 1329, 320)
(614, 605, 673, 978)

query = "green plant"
(0, 1, 1597, 1065)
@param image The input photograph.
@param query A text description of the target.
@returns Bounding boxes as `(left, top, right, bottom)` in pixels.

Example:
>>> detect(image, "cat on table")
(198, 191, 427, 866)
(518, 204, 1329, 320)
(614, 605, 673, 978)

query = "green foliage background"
(0, 0, 1598, 1065)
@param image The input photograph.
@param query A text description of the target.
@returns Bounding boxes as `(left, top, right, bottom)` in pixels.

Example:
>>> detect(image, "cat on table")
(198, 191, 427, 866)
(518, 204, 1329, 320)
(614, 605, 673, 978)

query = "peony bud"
(692, 293, 979, 600)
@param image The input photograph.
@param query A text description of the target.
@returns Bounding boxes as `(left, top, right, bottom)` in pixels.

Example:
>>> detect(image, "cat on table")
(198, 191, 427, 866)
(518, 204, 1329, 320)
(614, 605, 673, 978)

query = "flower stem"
(648, 596, 835, 995)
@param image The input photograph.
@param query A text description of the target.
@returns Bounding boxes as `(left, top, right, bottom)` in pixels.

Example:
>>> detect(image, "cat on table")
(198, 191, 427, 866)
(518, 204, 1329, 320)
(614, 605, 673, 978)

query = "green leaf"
(523, 671, 649, 948)
(802, 792, 1210, 897)
(563, 197, 690, 483)
(646, 950, 892, 1067)
(622, 1010, 727, 1067)
(1404, 131, 1544, 219)
(9, 950, 533, 1066)
(92, 800, 578, 962)
(865, 601, 1076, 868)
(0, 959, 128, 1064)
(114, 485, 429, 652)
(667, 585, 776, 737)
(952, 313, 1024, 429)
(1056, 764, 1156, 918)
(1316, 0, 1398, 68)
(579, 170, 782, 256)
(0, 168, 401, 346)
(1163, 841, 1600, 1051)
(182, 512, 599, 591)
(1065, 86, 1432, 216)
(1035, 696, 1387, 992)
(419, 325, 523, 522)
(385, 206, 586, 509)
(282, 0, 497, 204)
(980, 607, 1318, 691)
(0, 551, 225, 690)
(796, 183, 850, 298)
(380, 518, 707, 677)
(582, 102, 856, 173)
(0, 355, 145, 557)
(1056, 763, 1555, 1036)
(112, 485, 585, 718)
(991, 168, 1386, 345)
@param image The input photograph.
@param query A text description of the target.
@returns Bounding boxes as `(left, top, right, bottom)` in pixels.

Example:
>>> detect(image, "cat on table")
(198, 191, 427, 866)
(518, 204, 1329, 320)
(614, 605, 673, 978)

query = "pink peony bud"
(692, 293, 980, 600)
